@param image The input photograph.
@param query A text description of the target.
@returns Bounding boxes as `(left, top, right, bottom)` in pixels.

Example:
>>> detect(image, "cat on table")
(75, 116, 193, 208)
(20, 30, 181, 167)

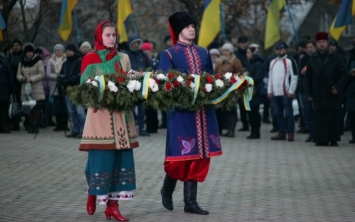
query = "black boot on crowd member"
(305, 135, 313, 142)
(246, 132, 260, 139)
(53, 114, 62, 131)
(222, 116, 236, 137)
(183, 181, 209, 215)
(161, 174, 177, 210)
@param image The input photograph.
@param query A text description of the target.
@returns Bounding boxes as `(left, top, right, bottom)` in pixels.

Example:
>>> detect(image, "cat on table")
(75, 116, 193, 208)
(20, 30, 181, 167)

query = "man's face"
(275, 48, 286, 56)
(316, 40, 328, 52)
(131, 41, 140, 51)
(12, 43, 21, 53)
(329, 44, 337, 53)
(179, 24, 195, 42)
(306, 43, 315, 55)
(165, 39, 173, 47)
(238, 42, 248, 50)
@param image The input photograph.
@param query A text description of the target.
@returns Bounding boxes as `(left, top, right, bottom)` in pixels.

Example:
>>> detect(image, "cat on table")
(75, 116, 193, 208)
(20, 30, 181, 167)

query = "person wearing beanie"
(209, 48, 220, 70)
(79, 40, 92, 56)
(46, 43, 68, 131)
(59, 43, 86, 139)
(234, 35, 251, 132)
(215, 42, 243, 138)
(9, 39, 24, 131)
(158, 11, 222, 216)
(126, 35, 151, 137)
(16, 43, 45, 134)
(304, 32, 348, 146)
(141, 41, 159, 134)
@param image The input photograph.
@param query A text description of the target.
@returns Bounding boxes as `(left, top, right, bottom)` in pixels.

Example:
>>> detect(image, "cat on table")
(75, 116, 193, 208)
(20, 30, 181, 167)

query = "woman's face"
(26, 51, 34, 59)
(222, 49, 232, 57)
(246, 49, 253, 60)
(102, 26, 117, 48)
(55, 49, 63, 57)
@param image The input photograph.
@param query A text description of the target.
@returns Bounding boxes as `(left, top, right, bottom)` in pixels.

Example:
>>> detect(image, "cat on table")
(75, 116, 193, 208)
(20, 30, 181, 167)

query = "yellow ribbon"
(142, 72, 152, 99)
(98, 75, 106, 102)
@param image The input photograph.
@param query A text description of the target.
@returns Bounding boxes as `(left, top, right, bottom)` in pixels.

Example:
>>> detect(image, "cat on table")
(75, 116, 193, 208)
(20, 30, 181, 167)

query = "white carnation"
(151, 84, 159, 92)
(134, 80, 142, 91)
(205, 83, 213, 92)
(224, 72, 232, 80)
(177, 76, 184, 83)
(126, 80, 136, 92)
(215, 79, 224, 88)
(107, 81, 115, 88)
(94, 76, 100, 80)
(91, 81, 98, 87)
(189, 82, 195, 89)
(149, 78, 156, 88)
(156, 73, 167, 80)
(86, 79, 92, 83)
(109, 86, 118, 92)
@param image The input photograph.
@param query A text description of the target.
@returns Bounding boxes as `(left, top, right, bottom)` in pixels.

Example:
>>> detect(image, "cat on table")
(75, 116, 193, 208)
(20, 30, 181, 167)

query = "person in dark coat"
(59, 43, 86, 138)
(0, 54, 15, 133)
(346, 58, 355, 143)
(126, 34, 151, 137)
(9, 39, 24, 130)
(304, 32, 348, 146)
(246, 47, 264, 139)
(300, 40, 316, 142)
(234, 35, 250, 131)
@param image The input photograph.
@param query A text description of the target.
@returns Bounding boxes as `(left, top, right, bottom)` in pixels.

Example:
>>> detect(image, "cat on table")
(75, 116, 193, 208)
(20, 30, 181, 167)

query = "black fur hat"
(168, 11, 196, 45)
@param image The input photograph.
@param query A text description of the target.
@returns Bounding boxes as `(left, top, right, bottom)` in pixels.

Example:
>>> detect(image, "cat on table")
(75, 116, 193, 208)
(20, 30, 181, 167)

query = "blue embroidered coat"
(158, 41, 223, 161)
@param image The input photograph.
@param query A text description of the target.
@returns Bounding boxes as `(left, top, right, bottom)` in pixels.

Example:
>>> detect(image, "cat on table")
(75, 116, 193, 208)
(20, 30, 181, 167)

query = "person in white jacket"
(267, 41, 298, 141)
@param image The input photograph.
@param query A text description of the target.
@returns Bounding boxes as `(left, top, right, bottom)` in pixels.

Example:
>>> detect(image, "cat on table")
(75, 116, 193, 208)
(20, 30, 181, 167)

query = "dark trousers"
(348, 110, 355, 140)
(247, 104, 261, 136)
(238, 98, 249, 129)
(0, 100, 10, 132)
(146, 106, 158, 133)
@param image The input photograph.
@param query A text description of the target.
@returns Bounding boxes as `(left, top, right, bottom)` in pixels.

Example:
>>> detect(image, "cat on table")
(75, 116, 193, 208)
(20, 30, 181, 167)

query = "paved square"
(0, 123, 354, 222)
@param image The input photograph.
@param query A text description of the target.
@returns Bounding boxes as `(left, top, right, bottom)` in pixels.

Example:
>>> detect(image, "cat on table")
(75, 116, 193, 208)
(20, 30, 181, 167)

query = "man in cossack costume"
(158, 11, 223, 215)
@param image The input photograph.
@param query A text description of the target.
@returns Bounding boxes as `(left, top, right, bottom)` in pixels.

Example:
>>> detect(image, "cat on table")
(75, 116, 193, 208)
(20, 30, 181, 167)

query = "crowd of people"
(209, 33, 354, 146)
(0, 9, 354, 221)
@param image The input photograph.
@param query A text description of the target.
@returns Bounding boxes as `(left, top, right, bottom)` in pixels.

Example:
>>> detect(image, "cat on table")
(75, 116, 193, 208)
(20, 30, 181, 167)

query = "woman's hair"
(306, 40, 316, 47)
(102, 22, 116, 31)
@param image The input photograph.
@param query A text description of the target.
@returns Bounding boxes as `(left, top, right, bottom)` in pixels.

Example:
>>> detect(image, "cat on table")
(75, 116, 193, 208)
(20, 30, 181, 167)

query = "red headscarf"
(80, 20, 118, 74)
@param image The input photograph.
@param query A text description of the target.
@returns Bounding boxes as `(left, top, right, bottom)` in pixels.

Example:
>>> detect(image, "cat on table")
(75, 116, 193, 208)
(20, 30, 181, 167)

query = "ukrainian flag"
(0, 12, 6, 41)
(330, 0, 355, 41)
(58, 0, 77, 41)
(117, 0, 132, 43)
(264, 0, 286, 49)
(198, 0, 221, 48)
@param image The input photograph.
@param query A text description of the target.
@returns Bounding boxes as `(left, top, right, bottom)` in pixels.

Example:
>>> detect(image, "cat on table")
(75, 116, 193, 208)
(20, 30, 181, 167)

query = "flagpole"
(130, 14, 137, 35)
(74, 8, 81, 44)
(285, 0, 299, 43)
(220, 3, 226, 44)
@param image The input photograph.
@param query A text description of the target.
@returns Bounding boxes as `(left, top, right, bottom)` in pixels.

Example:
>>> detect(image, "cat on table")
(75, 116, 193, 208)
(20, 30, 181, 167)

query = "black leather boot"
(183, 181, 209, 215)
(161, 174, 177, 210)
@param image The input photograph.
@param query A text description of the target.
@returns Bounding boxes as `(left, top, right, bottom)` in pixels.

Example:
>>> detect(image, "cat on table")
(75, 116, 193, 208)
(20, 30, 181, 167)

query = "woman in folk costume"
(79, 20, 139, 222)
(158, 11, 223, 215)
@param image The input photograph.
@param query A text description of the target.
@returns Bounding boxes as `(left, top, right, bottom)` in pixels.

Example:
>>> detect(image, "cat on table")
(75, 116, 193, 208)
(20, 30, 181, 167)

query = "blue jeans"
(272, 95, 295, 135)
(65, 96, 86, 134)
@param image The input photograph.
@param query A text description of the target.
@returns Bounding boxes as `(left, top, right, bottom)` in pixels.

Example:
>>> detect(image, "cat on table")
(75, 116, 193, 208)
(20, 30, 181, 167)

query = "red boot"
(86, 195, 96, 215)
(105, 200, 129, 221)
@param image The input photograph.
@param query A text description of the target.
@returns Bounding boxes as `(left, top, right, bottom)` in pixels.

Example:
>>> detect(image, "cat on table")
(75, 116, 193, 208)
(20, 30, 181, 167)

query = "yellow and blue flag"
(0, 12, 6, 41)
(198, 0, 221, 48)
(117, 0, 132, 43)
(264, 0, 286, 49)
(330, 0, 355, 40)
(58, 0, 77, 41)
